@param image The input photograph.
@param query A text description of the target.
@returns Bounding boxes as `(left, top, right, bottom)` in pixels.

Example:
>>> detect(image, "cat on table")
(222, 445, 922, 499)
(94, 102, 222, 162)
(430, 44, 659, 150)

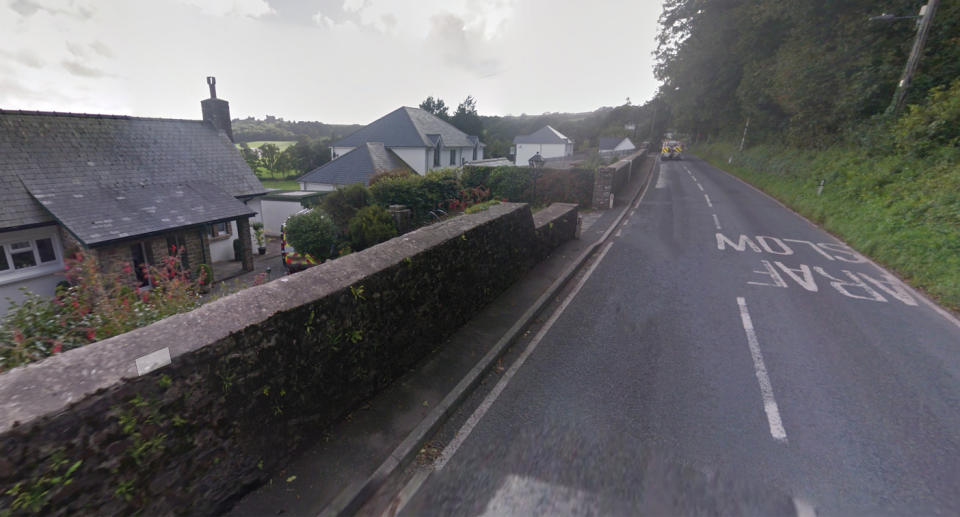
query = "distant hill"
(232, 116, 363, 144)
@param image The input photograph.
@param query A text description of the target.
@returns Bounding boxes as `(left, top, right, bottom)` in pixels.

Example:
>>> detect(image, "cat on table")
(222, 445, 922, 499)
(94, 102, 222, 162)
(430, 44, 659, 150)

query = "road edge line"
(318, 154, 658, 517)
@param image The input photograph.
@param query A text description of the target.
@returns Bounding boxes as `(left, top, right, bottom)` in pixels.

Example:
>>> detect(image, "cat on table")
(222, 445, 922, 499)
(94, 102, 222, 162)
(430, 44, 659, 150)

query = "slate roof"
(513, 125, 573, 145)
(599, 137, 635, 150)
(0, 110, 265, 246)
(333, 107, 480, 149)
(298, 142, 412, 187)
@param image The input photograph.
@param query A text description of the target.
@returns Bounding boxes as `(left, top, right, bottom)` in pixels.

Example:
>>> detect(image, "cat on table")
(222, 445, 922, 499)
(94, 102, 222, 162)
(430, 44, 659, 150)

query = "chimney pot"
(207, 76, 217, 99)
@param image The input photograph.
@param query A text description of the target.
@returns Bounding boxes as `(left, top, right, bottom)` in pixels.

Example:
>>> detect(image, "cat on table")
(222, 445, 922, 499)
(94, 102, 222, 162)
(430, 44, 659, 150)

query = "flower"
(86, 330, 96, 341)
(51, 343, 63, 354)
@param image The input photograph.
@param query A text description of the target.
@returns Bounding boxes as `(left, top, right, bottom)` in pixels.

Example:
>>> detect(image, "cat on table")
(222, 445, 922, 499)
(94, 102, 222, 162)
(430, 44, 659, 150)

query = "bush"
(464, 200, 501, 214)
(321, 184, 371, 233)
(488, 166, 533, 202)
(0, 252, 202, 372)
(370, 168, 460, 221)
(893, 79, 960, 157)
(284, 209, 338, 260)
(368, 167, 414, 187)
(348, 205, 398, 250)
(461, 166, 493, 189)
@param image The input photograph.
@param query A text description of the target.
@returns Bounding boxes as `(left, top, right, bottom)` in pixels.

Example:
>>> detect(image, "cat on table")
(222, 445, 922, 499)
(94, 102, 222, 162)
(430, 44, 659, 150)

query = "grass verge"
(695, 141, 960, 312)
(260, 179, 301, 190)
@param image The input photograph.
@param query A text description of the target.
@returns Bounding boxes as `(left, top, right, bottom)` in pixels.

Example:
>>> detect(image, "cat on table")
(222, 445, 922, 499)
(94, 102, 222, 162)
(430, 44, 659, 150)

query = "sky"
(0, 0, 665, 124)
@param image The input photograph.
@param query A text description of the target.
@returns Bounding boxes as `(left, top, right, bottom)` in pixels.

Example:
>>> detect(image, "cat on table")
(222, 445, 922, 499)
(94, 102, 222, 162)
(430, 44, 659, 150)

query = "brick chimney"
(201, 76, 233, 142)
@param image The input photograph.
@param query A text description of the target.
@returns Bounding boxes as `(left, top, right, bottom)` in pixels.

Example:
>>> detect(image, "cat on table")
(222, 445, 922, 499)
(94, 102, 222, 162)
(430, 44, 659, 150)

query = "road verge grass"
(695, 141, 960, 312)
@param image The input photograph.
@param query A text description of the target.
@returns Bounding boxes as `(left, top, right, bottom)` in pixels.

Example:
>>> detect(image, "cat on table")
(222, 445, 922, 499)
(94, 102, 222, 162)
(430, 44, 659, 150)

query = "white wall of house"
(261, 199, 311, 236)
(514, 143, 570, 166)
(209, 220, 240, 263)
(391, 147, 429, 174)
(0, 225, 66, 316)
(332, 146, 355, 160)
(300, 182, 337, 192)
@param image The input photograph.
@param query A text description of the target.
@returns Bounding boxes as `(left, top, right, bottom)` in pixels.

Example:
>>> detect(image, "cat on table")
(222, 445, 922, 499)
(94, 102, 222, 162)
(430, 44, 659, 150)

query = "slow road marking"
(736, 297, 788, 443)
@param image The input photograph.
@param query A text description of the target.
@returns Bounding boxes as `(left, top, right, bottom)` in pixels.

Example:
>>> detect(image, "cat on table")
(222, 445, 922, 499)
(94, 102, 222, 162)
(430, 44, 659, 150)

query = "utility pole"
(888, 0, 939, 115)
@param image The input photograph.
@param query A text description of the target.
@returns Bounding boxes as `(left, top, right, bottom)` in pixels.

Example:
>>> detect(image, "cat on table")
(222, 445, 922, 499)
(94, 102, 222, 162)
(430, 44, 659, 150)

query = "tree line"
(654, 0, 959, 146)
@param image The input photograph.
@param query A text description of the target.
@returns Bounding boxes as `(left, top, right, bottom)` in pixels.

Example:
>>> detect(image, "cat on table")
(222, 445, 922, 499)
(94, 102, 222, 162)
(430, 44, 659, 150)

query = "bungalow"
(0, 77, 266, 314)
(513, 125, 574, 166)
(298, 142, 414, 191)
(598, 136, 636, 154)
(326, 107, 484, 179)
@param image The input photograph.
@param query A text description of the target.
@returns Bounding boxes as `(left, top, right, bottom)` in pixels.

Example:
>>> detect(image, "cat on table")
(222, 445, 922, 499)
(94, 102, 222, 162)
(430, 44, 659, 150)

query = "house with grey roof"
(328, 107, 484, 178)
(0, 78, 265, 314)
(298, 142, 413, 191)
(598, 136, 636, 155)
(512, 125, 574, 166)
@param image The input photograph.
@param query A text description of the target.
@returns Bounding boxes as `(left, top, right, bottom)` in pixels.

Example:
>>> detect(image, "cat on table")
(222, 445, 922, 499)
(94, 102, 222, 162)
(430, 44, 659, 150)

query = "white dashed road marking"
(712, 214, 722, 230)
(704, 194, 713, 208)
(736, 297, 788, 443)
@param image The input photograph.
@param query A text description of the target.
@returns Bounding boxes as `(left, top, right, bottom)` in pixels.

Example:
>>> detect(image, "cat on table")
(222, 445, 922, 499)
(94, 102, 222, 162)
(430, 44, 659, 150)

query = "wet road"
(391, 156, 960, 516)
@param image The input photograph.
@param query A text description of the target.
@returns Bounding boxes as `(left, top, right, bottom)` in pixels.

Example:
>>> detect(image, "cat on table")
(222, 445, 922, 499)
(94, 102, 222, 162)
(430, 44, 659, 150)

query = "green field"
(237, 140, 298, 151)
(260, 179, 300, 190)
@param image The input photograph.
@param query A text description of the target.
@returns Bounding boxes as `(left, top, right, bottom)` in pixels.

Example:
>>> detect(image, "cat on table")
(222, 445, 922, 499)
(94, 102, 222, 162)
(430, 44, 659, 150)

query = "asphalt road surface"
(390, 156, 960, 516)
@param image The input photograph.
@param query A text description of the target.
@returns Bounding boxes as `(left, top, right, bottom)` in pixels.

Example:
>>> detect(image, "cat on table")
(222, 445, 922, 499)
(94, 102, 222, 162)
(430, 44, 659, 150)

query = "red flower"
(86, 330, 96, 341)
(51, 343, 63, 354)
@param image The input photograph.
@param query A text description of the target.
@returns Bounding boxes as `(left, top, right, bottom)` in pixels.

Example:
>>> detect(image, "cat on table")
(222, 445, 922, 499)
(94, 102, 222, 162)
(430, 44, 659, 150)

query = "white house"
(598, 136, 636, 154)
(324, 107, 484, 180)
(513, 126, 574, 166)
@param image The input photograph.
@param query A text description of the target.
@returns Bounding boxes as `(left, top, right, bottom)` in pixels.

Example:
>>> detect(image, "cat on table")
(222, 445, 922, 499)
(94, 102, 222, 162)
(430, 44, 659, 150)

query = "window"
(0, 236, 59, 275)
(473, 145, 478, 161)
(433, 142, 441, 167)
(210, 221, 231, 238)
(449, 149, 456, 165)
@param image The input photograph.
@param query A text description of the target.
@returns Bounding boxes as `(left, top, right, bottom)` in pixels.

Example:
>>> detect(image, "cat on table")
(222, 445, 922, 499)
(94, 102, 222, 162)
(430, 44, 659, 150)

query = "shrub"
(321, 184, 371, 233)
(0, 252, 202, 372)
(284, 209, 338, 260)
(348, 205, 397, 250)
(370, 169, 459, 221)
(368, 167, 413, 187)
(488, 166, 533, 202)
(893, 79, 960, 157)
(461, 166, 493, 189)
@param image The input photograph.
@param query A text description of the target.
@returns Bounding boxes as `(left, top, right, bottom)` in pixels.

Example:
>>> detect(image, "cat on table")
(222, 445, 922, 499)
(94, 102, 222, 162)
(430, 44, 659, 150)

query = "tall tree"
(451, 95, 483, 137)
(419, 96, 450, 120)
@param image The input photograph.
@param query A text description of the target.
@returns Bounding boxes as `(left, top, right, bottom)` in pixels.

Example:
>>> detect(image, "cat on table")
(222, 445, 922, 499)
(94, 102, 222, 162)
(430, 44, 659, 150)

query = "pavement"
(379, 155, 960, 516)
(224, 157, 656, 517)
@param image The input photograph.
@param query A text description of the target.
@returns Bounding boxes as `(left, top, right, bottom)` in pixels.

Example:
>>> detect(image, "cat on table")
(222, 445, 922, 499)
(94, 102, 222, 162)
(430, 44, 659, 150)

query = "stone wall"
(0, 202, 578, 515)
(592, 150, 647, 209)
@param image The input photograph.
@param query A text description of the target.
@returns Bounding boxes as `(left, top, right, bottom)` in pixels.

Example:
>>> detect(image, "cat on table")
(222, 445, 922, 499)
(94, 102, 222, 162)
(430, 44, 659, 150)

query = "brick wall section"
(0, 202, 577, 515)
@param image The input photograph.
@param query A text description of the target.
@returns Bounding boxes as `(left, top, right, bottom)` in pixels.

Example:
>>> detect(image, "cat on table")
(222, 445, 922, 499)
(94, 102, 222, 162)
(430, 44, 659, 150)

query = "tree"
(419, 96, 450, 120)
(284, 209, 338, 260)
(321, 183, 371, 234)
(451, 95, 483, 137)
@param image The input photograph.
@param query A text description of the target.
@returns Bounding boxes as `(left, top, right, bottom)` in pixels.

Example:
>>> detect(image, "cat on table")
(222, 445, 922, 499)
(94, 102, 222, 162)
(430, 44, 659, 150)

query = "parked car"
(661, 140, 683, 160)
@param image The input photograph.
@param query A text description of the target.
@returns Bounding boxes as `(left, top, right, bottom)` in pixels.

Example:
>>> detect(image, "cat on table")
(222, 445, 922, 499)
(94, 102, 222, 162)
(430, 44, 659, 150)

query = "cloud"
(90, 40, 114, 58)
(425, 12, 500, 77)
(0, 49, 45, 68)
(176, 0, 275, 18)
(62, 60, 107, 78)
(9, 0, 95, 19)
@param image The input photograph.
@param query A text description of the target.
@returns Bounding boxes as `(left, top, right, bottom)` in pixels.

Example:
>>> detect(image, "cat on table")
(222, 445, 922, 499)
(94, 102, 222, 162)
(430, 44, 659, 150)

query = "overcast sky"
(1, 0, 664, 124)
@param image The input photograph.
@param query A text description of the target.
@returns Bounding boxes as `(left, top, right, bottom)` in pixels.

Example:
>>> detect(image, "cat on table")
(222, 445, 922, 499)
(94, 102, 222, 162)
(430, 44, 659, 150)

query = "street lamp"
(871, 0, 940, 115)
(528, 152, 545, 205)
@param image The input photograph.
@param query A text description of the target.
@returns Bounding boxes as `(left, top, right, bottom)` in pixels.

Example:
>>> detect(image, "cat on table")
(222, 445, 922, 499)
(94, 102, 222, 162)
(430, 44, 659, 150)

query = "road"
(385, 155, 960, 516)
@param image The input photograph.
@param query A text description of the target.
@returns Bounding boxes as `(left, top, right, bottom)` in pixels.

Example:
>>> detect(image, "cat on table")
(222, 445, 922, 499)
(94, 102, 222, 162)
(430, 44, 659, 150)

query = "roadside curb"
(319, 155, 658, 517)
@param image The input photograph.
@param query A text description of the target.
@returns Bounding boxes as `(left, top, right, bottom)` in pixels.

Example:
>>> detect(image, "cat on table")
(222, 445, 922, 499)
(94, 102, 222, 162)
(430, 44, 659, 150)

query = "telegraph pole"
(888, 0, 939, 115)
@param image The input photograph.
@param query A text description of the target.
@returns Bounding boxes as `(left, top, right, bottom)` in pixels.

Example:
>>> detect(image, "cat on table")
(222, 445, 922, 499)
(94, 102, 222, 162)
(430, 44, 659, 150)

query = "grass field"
(237, 140, 298, 150)
(696, 141, 960, 312)
(260, 179, 300, 190)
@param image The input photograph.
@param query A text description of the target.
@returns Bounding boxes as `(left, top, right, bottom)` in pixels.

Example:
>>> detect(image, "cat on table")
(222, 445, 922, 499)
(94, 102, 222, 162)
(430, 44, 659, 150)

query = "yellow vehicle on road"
(661, 140, 683, 160)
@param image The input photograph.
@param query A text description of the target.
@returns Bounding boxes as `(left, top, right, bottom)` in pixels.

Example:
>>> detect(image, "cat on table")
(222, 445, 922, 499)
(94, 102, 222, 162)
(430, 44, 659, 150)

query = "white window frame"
(0, 227, 64, 286)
